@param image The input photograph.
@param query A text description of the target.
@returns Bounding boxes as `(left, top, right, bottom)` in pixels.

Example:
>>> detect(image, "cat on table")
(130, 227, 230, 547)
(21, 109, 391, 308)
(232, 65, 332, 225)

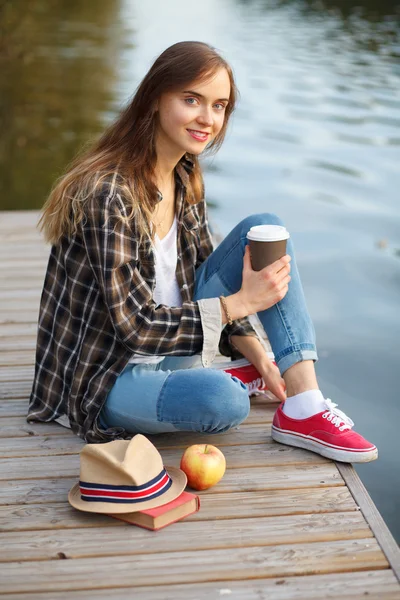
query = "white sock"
(282, 389, 326, 419)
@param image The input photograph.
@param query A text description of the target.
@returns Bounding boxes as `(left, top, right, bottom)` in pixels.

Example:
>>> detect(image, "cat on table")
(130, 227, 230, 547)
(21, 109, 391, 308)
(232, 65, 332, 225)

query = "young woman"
(28, 41, 377, 463)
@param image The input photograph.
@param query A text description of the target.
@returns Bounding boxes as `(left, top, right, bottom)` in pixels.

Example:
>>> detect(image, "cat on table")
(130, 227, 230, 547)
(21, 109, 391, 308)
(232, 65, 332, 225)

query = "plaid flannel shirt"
(28, 156, 258, 442)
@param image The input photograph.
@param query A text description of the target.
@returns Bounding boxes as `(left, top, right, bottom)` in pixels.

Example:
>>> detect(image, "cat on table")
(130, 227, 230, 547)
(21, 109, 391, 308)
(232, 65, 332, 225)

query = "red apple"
(180, 444, 226, 491)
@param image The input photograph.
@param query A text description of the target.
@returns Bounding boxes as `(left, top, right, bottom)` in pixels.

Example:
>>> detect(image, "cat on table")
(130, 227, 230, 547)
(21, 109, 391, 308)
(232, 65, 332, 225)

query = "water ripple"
(306, 160, 365, 179)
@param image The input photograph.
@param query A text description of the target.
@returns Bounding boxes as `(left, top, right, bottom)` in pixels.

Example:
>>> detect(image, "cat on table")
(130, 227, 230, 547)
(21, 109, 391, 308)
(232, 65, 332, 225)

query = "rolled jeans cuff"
(197, 297, 223, 368)
(275, 347, 318, 376)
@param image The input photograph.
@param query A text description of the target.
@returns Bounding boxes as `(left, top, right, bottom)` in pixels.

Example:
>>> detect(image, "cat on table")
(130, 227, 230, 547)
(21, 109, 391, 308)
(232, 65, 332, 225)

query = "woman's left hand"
(229, 334, 287, 403)
(258, 360, 286, 403)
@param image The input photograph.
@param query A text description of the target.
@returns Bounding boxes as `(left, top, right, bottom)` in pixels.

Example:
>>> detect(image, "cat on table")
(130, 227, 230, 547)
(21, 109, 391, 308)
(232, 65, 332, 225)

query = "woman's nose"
(196, 107, 213, 127)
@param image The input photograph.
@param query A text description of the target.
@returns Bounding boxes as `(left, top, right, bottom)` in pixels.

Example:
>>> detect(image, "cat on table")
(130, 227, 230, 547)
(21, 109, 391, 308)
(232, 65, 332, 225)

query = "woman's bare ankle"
(283, 360, 319, 397)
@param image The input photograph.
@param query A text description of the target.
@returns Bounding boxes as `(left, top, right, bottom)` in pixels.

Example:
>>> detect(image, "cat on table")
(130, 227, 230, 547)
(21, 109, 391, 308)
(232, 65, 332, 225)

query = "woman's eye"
(184, 98, 226, 111)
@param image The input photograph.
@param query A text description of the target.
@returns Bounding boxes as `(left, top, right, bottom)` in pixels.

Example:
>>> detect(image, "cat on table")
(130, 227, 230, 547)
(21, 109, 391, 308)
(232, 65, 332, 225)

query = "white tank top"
(129, 216, 183, 364)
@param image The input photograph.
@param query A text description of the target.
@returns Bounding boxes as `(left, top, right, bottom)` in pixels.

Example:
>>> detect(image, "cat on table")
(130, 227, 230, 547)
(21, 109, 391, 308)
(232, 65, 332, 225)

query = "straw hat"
(68, 434, 187, 513)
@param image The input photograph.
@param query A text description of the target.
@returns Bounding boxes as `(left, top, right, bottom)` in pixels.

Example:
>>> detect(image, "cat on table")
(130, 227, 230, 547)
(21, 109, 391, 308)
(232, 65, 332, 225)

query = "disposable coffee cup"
(246, 225, 290, 271)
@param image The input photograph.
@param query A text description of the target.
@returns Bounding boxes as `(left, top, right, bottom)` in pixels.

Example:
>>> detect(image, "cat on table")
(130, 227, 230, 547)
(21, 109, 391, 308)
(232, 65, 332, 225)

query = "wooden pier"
(0, 210, 399, 599)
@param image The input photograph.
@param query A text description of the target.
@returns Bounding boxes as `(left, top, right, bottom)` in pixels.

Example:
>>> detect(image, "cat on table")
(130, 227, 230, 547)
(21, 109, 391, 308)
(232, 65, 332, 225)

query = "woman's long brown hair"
(39, 41, 238, 247)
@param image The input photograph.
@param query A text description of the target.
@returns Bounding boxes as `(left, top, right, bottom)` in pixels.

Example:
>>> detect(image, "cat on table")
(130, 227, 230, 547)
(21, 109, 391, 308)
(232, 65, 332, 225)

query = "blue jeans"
(100, 213, 317, 435)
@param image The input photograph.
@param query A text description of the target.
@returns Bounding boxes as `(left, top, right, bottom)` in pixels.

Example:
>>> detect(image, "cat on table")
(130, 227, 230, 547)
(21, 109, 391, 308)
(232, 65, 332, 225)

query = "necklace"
(152, 167, 176, 228)
(152, 175, 176, 228)
(152, 197, 171, 228)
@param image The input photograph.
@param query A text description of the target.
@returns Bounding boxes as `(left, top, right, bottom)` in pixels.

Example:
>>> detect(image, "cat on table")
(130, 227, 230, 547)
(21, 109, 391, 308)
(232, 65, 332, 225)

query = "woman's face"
(155, 67, 231, 158)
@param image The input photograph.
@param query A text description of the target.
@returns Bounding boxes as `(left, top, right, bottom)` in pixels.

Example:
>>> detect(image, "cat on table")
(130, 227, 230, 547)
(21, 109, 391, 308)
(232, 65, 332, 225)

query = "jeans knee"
(227, 376, 251, 426)
(240, 212, 285, 235)
(200, 371, 250, 432)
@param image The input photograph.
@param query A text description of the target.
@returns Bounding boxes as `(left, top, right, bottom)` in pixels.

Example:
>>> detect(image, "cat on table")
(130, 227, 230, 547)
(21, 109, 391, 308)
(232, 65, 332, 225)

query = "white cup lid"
(246, 225, 290, 242)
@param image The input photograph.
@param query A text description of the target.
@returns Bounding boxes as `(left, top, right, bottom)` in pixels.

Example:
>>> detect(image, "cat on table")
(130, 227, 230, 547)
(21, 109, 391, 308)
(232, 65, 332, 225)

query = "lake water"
(1, 0, 399, 542)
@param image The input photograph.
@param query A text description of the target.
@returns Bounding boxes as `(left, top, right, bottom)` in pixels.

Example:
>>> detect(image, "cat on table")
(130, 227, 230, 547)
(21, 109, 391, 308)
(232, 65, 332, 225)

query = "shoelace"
(246, 377, 264, 394)
(321, 398, 354, 432)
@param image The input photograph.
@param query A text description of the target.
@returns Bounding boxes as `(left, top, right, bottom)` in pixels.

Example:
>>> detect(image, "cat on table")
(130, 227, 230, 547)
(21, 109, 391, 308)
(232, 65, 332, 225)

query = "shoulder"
(85, 173, 133, 220)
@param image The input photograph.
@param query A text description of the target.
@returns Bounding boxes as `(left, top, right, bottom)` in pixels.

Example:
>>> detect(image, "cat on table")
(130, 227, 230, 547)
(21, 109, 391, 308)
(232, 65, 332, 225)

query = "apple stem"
(204, 445, 208, 453)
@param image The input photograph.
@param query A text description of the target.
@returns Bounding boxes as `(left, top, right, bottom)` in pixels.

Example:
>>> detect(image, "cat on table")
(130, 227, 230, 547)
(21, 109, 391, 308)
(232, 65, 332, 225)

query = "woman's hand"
(258, 360, 287, 403)
(238, 246, 291, 315)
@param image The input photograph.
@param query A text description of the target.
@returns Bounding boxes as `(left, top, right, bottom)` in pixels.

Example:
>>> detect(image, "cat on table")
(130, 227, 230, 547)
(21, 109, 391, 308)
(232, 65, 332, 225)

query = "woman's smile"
(186, 129, 210, 142)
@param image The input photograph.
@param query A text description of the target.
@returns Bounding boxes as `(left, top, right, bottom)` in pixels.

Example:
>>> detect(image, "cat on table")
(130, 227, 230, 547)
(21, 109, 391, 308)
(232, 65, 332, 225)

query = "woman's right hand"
(238, 245, 291, 315)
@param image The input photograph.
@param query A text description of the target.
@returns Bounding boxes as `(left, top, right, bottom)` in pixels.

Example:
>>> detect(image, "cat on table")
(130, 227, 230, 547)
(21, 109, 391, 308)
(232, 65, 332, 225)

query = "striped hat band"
(79, 468, 172, 504)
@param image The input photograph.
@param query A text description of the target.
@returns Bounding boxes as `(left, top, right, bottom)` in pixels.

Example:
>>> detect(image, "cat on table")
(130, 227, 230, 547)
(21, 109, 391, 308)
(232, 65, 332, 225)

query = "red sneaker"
(215, 357, 274, 396)
(271, 398, 378, 463)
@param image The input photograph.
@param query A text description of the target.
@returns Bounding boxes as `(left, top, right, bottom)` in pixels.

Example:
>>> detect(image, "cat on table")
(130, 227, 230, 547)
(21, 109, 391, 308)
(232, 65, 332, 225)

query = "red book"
(214, 356, 276, 395)
(109, 491, 200, 531)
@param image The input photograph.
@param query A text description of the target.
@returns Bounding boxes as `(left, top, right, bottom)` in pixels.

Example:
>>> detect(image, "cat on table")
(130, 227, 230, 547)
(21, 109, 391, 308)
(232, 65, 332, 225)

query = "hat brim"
(68, 466, 187, 514)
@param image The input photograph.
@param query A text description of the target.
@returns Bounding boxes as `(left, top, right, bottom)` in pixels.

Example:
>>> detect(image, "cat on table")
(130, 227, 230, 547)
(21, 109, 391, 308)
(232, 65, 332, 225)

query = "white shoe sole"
(271, 427, 378, 463)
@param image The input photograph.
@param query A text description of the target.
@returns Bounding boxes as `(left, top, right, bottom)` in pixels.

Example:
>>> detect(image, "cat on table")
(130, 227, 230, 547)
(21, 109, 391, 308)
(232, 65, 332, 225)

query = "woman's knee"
(198, 371, 250, 432)
(158, 368, 250, 433)
(239, 212, 285, 235)
(227, 375, 251, 426)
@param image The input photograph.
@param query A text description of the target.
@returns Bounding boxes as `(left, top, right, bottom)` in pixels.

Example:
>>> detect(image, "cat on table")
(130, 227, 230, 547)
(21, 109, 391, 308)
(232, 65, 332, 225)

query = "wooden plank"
(2, 570, 399, 600)
(0, 477, 78, 505)
(0, 226, 40, 237)
(0, 272, 45, 283)
(0, 512, 373, 563)
(0, 247, 48, 259)
(0, 437, 329, 467)
(0, 258, 46, 268)
(250, 392, 280, 405)
(0, 381, 32, 399)
(0, 399, 29, 416)
(0, 464, 343, 505)
(0, 266, 45, 276)
(0, 312, 39, 324)
(0, 210, 40, 227)
(0, 278, 45, 290)
(0, 299, 40, 311)
(0, 446, 333, 481)
(0, 411, 273, 438)
(0, 421, 275, 443)
(0, 417, 73, 438)
(0, 433, 86, 455)
(0, 420, 276, 444)
(0, 366, 34, 382)
(0, 288, 41, 299)
(338, 463, 400, 583)
(0, 350, 35, 366)
(0, 414, 273, 439)
(0, 219, 40, 228)
(0, 488, 359, 532)
(0, 232, 43, 243)
(0, 539, 388, 594)
(0, 322, 38, 336)
(0, 337, 37, 351)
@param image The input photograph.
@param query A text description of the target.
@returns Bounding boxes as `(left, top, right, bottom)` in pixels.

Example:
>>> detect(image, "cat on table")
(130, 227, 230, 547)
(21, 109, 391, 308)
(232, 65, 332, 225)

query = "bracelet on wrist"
(220, 295, 233, 326)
